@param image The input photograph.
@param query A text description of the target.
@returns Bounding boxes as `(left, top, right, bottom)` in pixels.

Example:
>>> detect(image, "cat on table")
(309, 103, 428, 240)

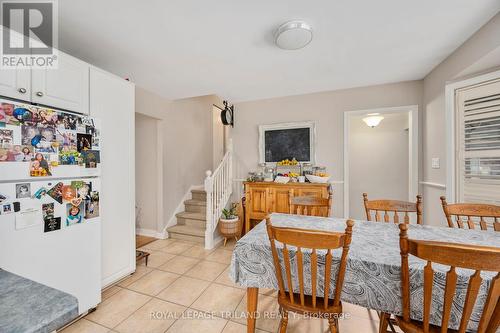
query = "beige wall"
(232, 80, 423, 217)
(135, 113, 160, 231)
(422, 13, 500, 225)
(230, 13, 500, 224)
(165, 95, 214, 225)
(212, 105, 226, 169)
(349, 112, 409, 219)
(133, 12, 500, 231)
(135, 87, 215, 234)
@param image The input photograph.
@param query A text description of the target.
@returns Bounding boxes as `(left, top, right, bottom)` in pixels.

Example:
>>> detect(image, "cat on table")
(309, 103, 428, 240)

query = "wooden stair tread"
(191, 189, 206, 194)
(167, 225, 205, 237)
(184, 199, 206, 206)
(176, 211, 206, 220)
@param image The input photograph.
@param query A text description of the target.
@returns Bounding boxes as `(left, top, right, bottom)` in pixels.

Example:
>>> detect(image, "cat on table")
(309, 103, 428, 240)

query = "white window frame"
(445, 69, 500, 202)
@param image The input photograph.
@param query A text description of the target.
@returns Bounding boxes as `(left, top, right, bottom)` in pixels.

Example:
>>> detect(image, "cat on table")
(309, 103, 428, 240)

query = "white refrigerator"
(0, 98, 101, 314)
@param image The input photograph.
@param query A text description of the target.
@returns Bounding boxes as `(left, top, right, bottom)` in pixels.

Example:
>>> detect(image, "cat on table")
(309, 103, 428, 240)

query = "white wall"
(232, 80, 423, 217)
(135, 113, 159, 232)
(135, 87, 216, 234)
(422, 12, 500, 226)
(348, 113, 409, 219)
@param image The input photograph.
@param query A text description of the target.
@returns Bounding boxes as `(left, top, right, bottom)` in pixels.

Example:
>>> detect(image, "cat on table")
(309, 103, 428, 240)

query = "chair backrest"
(265, 217, 354, 311)
(289, 190, 333, 217)
(363, 193, 422, 224)
(440, 197, 500, 231)
(398, 223, 500, 333)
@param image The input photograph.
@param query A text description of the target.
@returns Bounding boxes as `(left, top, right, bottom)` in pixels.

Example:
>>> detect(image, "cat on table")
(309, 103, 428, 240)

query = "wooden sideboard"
(244, 181, 332, 233)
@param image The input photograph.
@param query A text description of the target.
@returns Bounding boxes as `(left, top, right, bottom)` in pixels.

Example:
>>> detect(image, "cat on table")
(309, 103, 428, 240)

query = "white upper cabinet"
(0, 31, 31, 100)
(31, 51, 90, 114)
(0, 67, 31, 100)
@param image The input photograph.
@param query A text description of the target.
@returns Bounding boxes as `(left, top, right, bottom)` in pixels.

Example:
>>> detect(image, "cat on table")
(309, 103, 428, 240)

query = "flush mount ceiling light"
(275, 20, 313, 50)
(362, 113, 384, 128)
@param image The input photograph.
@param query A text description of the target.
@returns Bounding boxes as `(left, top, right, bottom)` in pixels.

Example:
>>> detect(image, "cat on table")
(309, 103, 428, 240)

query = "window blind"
(456, 79, 500, 204)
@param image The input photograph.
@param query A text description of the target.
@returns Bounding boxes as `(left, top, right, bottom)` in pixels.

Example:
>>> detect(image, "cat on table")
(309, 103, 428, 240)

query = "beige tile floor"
(61, 238, 383, 333)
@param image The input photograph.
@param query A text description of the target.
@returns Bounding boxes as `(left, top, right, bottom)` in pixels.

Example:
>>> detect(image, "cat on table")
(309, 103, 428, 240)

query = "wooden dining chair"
(440, 196, 500, 231)
(266, 217, 354, 333)
(363, 192, 423, 333)
(395, 223, 500, 333)
(363, 193, 423, 224)
(289, 189, 333, 217)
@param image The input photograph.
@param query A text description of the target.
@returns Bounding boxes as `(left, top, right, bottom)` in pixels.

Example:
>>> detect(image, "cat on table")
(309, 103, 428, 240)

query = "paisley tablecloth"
(229, 213, 500, 331)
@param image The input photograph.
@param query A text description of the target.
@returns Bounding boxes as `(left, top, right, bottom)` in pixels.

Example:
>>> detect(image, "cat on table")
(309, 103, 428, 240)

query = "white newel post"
(228, 139, 233, 193)
(204, 170, 214, 249)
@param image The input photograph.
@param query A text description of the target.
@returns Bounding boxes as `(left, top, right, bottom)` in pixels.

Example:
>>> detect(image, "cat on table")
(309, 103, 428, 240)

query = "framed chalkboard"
(259, 121, 315, 164)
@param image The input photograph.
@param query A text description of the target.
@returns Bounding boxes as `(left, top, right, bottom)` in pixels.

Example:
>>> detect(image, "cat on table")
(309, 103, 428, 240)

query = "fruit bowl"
(306, 174, 330, 183)
(274, 176, 290, 184)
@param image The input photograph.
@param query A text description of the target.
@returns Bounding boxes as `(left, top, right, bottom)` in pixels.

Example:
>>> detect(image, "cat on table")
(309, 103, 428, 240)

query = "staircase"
(167, 189, 207, 244)
(168, 139, 233, 249)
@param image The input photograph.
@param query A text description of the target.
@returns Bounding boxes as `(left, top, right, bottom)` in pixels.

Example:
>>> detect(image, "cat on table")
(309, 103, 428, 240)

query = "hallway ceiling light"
(275, 20, 313, 50)
(362, 113, 384, 128)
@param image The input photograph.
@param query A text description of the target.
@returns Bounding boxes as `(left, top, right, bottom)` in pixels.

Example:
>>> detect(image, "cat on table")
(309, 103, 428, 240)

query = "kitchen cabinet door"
(31, 51, 89, 114)
(0, 67, 31, 101)
(0, 31, 31, 101)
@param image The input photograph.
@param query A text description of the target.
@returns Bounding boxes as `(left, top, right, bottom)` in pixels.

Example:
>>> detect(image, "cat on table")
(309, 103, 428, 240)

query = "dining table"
(229, 213, 500, 333)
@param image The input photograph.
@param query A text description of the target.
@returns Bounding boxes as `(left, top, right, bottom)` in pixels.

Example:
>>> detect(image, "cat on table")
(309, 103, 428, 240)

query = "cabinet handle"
(17, 88, 26, 94)
(36, 91, 44, 97)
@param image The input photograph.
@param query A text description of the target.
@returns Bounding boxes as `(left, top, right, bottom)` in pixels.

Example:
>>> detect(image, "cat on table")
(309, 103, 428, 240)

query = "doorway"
(344, 106, 418, 219)
(135, 112, 163, 240)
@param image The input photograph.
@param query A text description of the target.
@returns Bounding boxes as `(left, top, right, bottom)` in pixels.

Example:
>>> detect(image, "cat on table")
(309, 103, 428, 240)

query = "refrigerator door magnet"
(44, 217, 61, 232)
(66, 203, 84, 226)
(62, 185, 76, 201)
(47, 182, 64, 204)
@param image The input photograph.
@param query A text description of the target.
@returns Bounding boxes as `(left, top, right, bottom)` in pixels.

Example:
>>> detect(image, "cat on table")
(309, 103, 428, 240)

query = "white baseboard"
(205, 230, 224, 250)
(163, 184, 204, 236)
(212, 235, 224, 249)
(136, 227, 167, 239)
(101, 265, 135, 289)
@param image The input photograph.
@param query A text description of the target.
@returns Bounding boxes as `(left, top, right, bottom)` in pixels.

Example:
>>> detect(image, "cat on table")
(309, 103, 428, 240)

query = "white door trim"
(445, 69, 500, 203)
(343, 105, 419, 219)
(156, 119, 164, 237)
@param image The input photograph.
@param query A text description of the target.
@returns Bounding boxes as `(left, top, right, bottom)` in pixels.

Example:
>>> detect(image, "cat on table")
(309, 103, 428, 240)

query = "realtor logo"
(0, 0, 58, 68)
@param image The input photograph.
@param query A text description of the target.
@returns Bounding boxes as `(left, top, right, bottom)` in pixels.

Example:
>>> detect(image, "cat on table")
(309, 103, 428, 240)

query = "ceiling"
(58, 0, 500, 102)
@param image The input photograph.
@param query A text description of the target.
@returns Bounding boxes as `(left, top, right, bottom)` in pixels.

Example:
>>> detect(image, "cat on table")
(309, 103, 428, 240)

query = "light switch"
(432, 158, 440, 169)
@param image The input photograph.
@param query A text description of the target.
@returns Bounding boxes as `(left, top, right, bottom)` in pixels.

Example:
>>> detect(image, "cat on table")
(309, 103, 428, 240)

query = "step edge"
(167, 226, 205, 236)
(176, 212, 206, 220)
(184, 199, 207, 206)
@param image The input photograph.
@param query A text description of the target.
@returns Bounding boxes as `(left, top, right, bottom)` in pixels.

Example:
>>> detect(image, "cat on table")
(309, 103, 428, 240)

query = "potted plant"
(221, 203, 238, 221)
(219, 203, 241, 246)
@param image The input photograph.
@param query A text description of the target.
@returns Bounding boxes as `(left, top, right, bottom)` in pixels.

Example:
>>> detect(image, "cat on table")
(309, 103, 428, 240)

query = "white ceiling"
(58, 0, 500, 102)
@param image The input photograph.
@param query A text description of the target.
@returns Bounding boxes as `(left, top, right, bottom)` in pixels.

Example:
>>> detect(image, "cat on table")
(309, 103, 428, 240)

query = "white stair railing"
(204, 139, 233, 249)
